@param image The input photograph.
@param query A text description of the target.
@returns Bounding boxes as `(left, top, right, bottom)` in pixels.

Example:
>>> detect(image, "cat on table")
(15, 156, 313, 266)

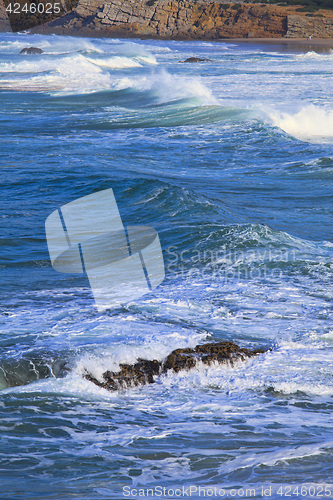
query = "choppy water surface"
(0, 33, 332, 499)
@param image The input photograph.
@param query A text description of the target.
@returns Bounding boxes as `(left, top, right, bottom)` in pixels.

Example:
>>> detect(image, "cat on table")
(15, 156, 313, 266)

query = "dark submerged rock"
(20, 47, 44, 55)
(85, 341, 266, 391)
(181, 57, 212, 63)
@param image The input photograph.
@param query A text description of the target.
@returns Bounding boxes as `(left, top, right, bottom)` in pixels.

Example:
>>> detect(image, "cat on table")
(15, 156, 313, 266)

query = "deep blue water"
(0, 32, 332, 499)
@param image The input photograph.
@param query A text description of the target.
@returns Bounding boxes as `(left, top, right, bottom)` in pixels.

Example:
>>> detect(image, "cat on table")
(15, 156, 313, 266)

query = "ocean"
(0, 32, 332, 499)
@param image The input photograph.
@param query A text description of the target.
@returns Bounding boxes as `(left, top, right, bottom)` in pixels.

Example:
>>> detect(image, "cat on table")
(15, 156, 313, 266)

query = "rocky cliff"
(31, 0, 333, 40)
(0, 1, 11, 31)
(2, 0, 333, 39)
(286, 13, 333, 38)
(2, 0, 77, 32)
(32, 0, 288, 38)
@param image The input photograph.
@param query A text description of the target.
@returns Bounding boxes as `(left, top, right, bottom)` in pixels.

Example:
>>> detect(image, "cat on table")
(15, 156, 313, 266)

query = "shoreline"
(1, 27, 332, 52)
(219, 37, 333, 51)
(34, 31, 333, 52)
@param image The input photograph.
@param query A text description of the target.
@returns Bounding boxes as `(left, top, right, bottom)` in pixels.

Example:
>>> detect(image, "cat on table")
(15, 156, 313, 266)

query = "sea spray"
(269, 104, 333, 142)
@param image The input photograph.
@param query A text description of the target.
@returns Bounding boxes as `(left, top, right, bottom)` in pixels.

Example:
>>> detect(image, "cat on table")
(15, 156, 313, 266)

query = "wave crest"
(269, 105, 333, 143)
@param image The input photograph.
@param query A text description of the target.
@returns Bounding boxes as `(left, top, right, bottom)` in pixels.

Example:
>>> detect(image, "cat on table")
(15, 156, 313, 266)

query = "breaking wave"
(296, 49, 333, 60)
(0, 36, 104, 55)
(2, 334, 332, 398)
(269, 105, 333, 143)
(0, 52, 158, 94)
(0, 42, 217, 110)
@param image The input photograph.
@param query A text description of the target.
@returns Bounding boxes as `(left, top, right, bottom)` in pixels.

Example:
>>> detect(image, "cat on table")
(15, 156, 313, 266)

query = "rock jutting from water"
(85, 341, 266, 391)
(180, 57, 212, 63)
(20, 47, 44, 54)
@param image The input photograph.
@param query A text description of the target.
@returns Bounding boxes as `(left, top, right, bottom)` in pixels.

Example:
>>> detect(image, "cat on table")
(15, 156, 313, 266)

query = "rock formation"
(85, 341, 266, 391)
(0, 0, 11, 31)
(20, 46, 44, 54)
(1, 0, 333, 40)
(286, 14, 333, 38)
(3, 0, 77, 32)
(181, 57, 212, 62)
(30, 0, 333, 40)
(31, 1, 286, 38)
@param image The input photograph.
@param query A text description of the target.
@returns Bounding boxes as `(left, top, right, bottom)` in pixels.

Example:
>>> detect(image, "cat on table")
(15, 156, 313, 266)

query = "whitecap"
(269, 104, 333, 143)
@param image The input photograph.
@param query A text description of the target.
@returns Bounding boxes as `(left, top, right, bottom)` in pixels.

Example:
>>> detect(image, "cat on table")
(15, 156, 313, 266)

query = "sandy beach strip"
(218, 37, 333, 52)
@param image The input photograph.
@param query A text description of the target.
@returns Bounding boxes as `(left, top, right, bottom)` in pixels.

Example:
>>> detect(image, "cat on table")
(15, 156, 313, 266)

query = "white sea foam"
(85, 54, 157, 69)
(2, 327, 332, 399)
(221, 441, 333, 473)
(0, 40, 27, 52)
(77, 339, 331, 398)
(73, 330, 206, 383)
(269, 105, 333, 142)
(0, 58, 65, 73)
(157, 334, 333, 397)
(7, 327, 329, 399)
(114, 70, 218, 106)
(0, 54, 116, 93)
(0, 36, 215, 103)
(0, 53, 144, 74)
(0, 48, 215, 104)
(86, 55, 143, 69)
(0, 37, 103, 55)
(296, 50, 333, 60)
(110, 41, 157, 61)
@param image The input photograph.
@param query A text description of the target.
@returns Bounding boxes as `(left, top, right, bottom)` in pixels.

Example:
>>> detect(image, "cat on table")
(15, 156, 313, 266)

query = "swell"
(269, 104, 333, 143)
(0, 353, 70, 390)
(2, 179, 332, 274)
(1, 37, 333, 143)
(81, 104, 245, 130)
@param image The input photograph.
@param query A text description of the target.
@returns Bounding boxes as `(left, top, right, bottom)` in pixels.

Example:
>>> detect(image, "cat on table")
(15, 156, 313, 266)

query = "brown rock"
(162, 341, 265, 373)
(4, 0, 78, 32)
(85, 341, 266, 391)
(26, 1, 333, 41)
(85, 358, 161, 390)
(286, 14, 333, 38)
(0, 1, 11, 31)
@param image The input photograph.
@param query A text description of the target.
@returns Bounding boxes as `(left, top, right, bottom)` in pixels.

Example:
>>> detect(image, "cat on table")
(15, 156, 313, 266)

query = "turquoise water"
(0, 33, 332, 499)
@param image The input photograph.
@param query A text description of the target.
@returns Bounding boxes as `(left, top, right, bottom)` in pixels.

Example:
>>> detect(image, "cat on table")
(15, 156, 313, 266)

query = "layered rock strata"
(33, 1, 289, 38)
(286, 14, 333, 38)
(0, 0, 11, 31)
(30, 0, 333, 39)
